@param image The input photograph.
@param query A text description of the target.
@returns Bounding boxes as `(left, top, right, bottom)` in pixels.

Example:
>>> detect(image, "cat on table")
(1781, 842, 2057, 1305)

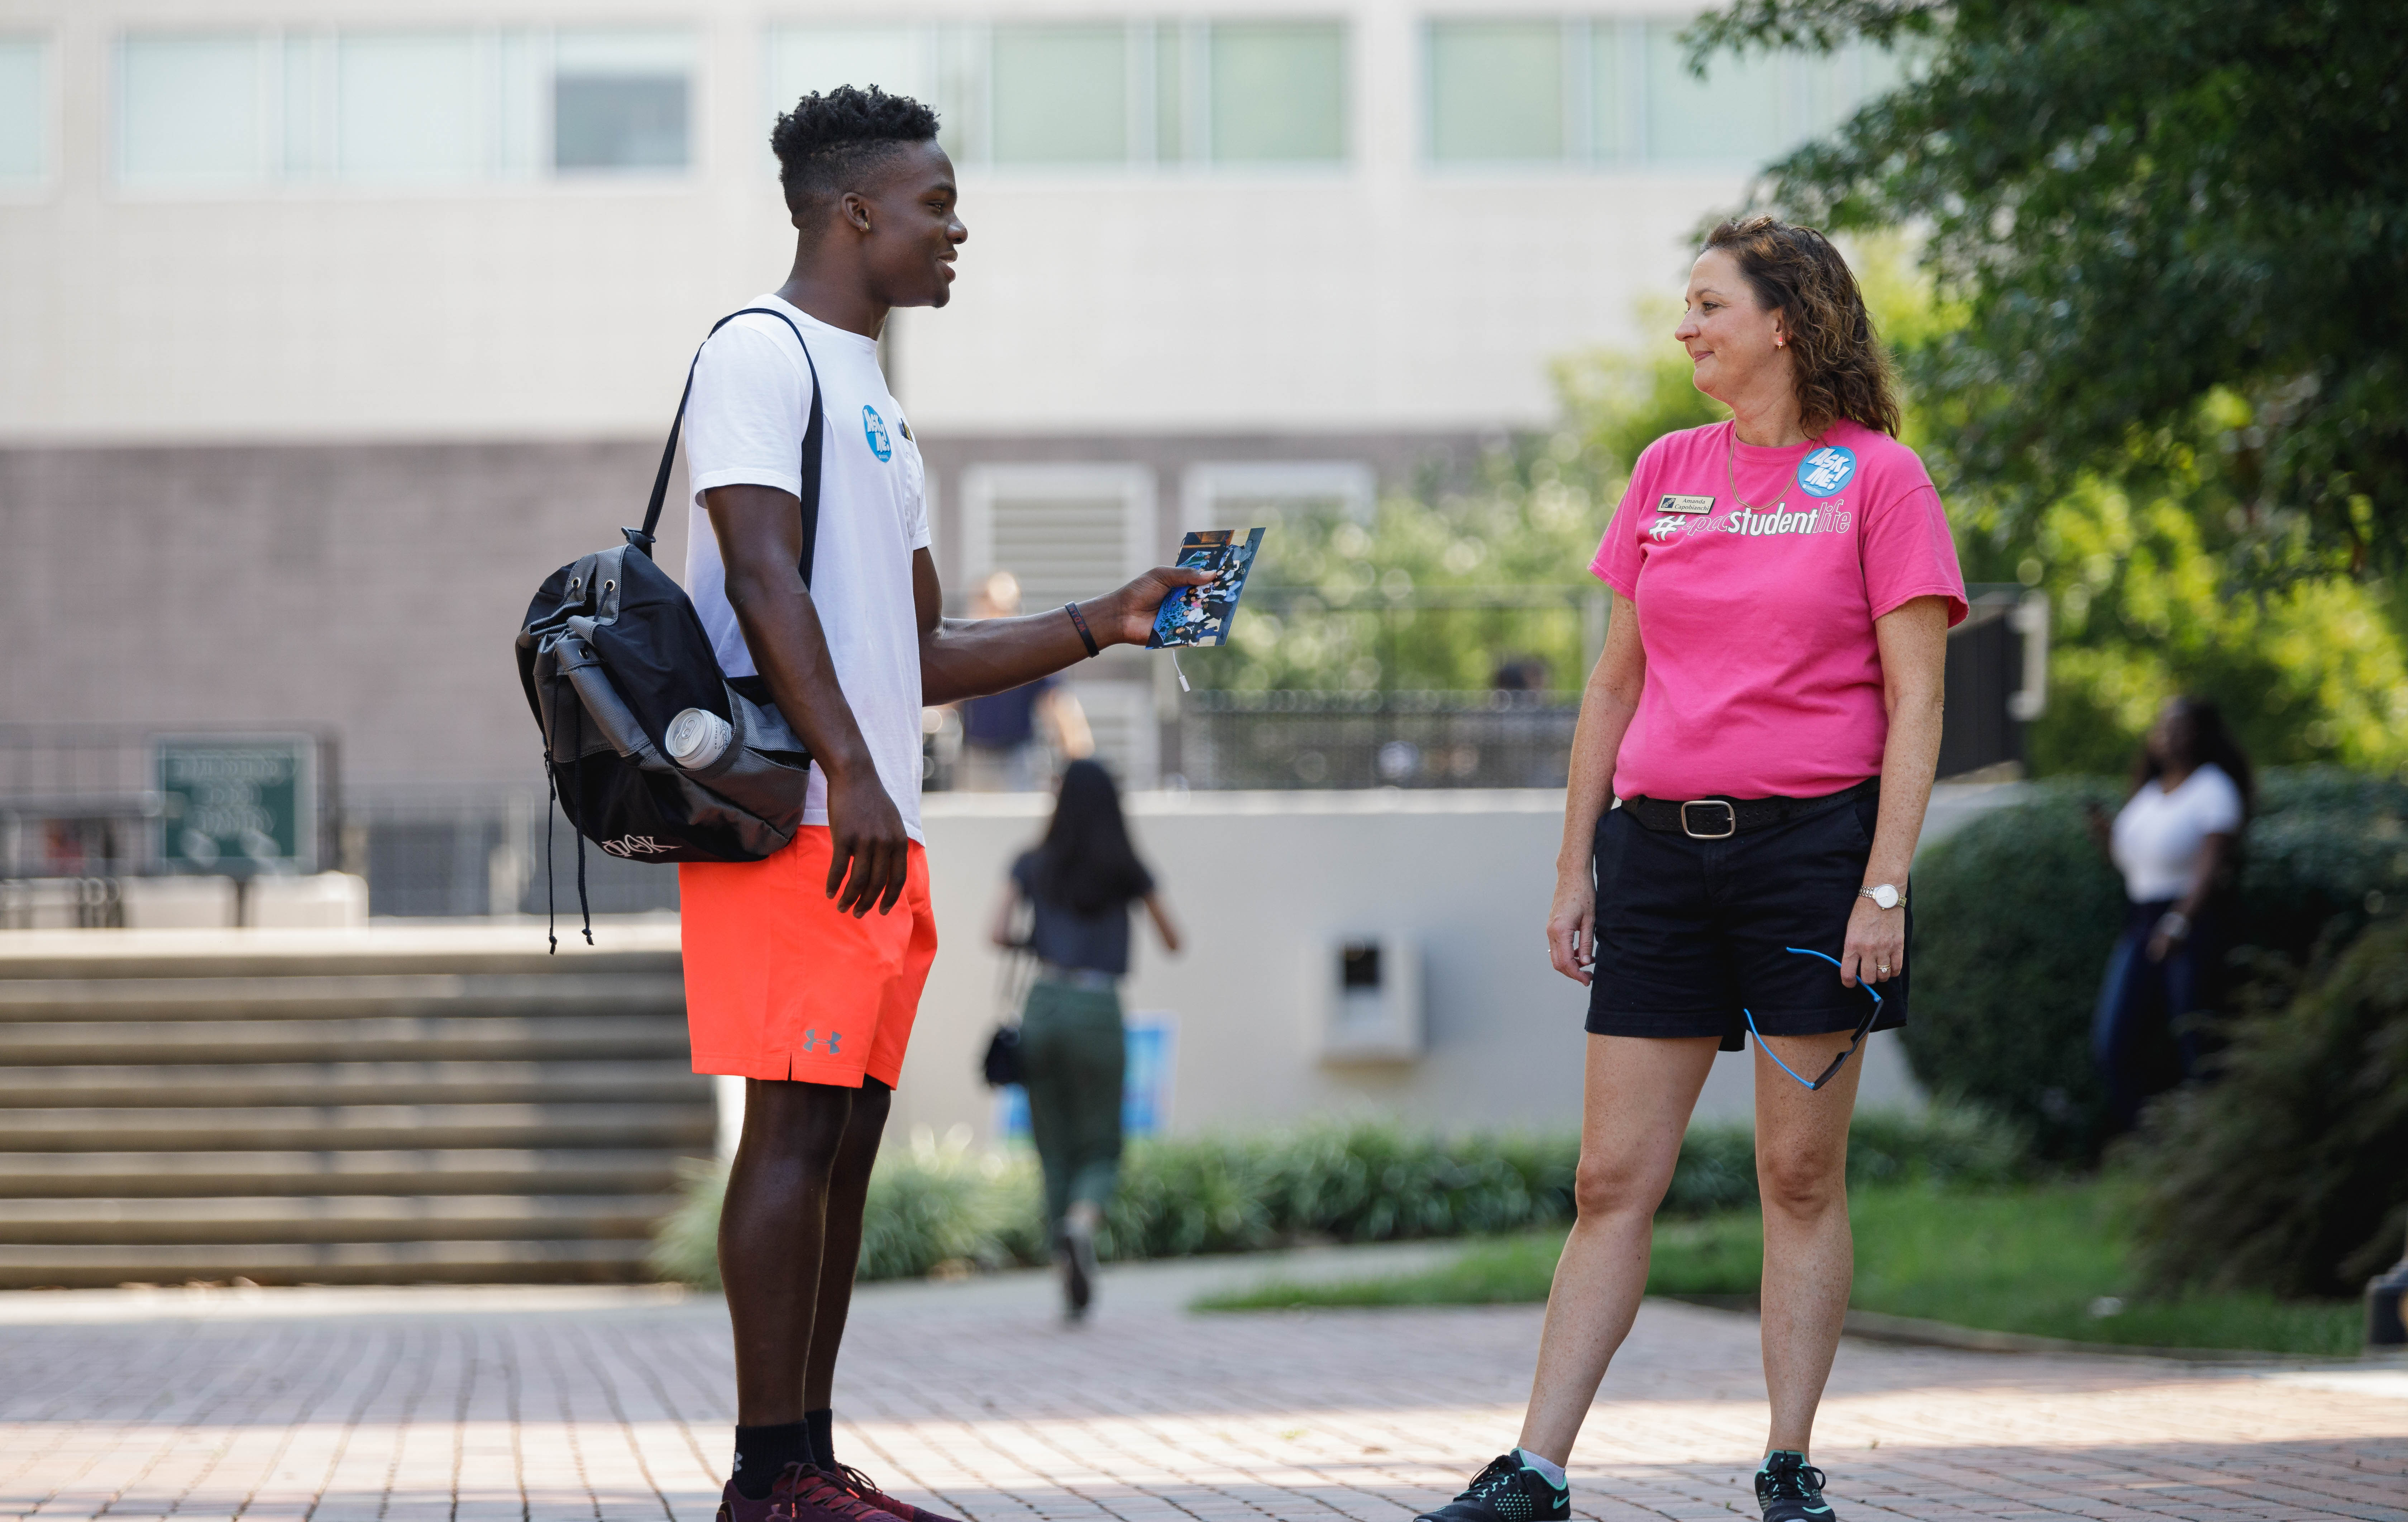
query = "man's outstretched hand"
(1092, 565, 1214, 648)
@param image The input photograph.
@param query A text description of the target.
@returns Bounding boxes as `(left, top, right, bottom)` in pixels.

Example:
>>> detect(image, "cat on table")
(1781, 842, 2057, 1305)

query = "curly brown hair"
(1702, 216, 1901, 437)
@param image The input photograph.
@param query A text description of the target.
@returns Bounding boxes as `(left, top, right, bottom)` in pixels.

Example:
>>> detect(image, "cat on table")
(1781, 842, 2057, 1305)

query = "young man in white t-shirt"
(676, 86, 1204, 1522)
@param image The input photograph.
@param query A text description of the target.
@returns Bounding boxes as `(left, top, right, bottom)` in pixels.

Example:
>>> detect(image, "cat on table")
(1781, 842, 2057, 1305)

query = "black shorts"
(1585, 781, 1908, 1050)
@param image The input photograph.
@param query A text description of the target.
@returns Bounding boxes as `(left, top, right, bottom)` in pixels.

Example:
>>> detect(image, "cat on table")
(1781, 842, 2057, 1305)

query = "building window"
(1428, 21, 1564, 163)
(1423, 15, 1906, 171)
(766, 26, 933, 114)
(1207, 23, 1345, 164)
(114, 27, 696, 191)
(118, 34, 268, 187)
(1639, 21, 1782, 166)
(768, 19, 1347, 171)
(336, 33, 483, 183)
(0, 35, 53, 189)
(957, 463, 1162, 789)
(960, 464, 1157, 617)
(553, 31, 695, 172)
(991, 25, 1129, 165)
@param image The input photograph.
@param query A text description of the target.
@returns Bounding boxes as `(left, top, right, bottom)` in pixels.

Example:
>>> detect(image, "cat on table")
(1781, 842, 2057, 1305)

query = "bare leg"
(1516, 1035, 1719, 1464)
(802, 1077, 892, 1414)
(719, 1077, 856, 1426)
(1751, 1029, 1863, 1459)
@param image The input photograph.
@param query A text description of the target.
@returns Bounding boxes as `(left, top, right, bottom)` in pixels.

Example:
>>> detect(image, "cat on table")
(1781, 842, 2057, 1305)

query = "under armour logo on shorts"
(800, 1029, 842, 1055)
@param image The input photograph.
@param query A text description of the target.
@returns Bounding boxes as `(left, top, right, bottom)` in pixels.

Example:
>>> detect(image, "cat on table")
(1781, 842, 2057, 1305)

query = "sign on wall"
(154, 734, 318, 874)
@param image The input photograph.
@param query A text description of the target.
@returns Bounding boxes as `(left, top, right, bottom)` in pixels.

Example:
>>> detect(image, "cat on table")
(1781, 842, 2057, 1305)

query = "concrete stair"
(0, 925, 711, 1287)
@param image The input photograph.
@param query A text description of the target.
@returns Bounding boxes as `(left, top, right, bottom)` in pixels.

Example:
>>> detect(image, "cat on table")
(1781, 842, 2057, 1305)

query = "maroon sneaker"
(828, 1464, 966, 1522)
(787, 1465, 912, 1522)
(717, 1462, 811, 1522)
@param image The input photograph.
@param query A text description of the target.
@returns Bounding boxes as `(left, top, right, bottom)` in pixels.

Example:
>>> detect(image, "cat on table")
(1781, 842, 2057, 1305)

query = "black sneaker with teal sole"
(1755, 1451, 1835, 1522)
(1415, 1453, 1570, 1522)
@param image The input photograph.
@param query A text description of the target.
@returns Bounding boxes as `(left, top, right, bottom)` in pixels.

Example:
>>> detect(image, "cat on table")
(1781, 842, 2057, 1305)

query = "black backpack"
(515, 306, 826, 945)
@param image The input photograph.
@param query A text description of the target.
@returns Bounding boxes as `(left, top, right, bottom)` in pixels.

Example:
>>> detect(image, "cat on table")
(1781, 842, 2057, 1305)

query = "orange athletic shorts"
(678, 828, 936, 1088)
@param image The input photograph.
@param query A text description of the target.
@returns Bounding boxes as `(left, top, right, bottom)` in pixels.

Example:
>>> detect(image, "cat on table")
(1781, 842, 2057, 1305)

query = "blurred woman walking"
(2087, 696, 2252, 1133)
(1418, 217, 1965, 1522)
(990, 759, 1181, 1321)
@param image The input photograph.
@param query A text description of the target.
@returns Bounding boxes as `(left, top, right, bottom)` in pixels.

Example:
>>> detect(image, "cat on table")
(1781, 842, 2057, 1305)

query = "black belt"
(1620, 779, 1875, 839)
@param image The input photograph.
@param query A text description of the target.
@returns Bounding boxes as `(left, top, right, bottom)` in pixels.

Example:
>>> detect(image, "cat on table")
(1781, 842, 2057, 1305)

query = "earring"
(1775, 336, 1787, 347)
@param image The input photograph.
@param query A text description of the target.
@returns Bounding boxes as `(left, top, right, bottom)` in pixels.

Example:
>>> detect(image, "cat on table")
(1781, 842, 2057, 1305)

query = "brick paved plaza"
(2, 1252, 2402, 1522)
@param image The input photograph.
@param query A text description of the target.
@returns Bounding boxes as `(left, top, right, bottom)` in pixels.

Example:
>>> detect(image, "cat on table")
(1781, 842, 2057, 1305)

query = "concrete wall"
(0, 440, 682, 791)
(0, 429, 1484, 791)
(885, 789, 1931, 1143)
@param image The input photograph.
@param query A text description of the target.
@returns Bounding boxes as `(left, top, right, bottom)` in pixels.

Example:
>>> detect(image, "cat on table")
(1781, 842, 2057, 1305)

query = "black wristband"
(1064, 601, 1101, 658)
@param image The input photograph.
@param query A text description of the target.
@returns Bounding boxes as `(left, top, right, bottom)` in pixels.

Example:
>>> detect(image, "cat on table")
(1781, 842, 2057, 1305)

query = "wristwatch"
(1858, 883, 1906, 910)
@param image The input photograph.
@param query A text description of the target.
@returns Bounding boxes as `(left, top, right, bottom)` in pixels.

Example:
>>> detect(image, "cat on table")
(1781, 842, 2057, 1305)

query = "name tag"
(1657, 493, 1714, 515)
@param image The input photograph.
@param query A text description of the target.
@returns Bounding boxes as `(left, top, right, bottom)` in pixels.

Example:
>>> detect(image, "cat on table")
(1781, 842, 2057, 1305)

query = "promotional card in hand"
(1147, 528, 1266, 648)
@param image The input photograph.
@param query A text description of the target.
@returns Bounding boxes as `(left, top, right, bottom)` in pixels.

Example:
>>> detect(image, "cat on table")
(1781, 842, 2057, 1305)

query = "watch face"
(1871, 884, 1900, 909)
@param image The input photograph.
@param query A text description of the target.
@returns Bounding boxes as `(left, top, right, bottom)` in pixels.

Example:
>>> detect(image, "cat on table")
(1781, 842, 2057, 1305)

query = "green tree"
(1199, 333, 1719, 696)
(2026, 467, 2408, 775)
(1692, 0, 2408, 573)
(1204, 476, 1604, 695)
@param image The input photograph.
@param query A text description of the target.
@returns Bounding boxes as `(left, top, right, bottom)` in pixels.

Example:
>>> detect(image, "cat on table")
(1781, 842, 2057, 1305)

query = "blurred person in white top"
(2085, 696, 2253, 1133)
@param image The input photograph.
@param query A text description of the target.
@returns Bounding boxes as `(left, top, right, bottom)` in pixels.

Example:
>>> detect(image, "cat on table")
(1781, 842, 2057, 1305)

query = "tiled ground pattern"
(0, 1287, 2400, 1522)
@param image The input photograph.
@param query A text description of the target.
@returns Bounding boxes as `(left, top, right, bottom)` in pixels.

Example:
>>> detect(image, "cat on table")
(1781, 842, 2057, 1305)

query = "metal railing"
(3, 589, 2040, 917)
(1179, 691, 1580, 790)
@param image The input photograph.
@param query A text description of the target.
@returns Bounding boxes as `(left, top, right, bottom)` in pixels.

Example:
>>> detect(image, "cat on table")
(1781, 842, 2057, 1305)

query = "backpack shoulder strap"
(628, 305, 828, 587)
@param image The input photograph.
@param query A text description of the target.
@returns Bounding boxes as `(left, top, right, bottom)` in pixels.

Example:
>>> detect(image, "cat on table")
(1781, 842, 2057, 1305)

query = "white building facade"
(0, 0, 1903, 863)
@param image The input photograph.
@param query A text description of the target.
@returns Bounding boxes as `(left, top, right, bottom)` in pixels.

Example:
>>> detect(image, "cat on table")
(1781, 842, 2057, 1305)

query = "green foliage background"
(1191, 304, 1721, 699)
(648, 1111, 2025, 1289)
(1693, 0, 2408, 575)
(2125, 913, 2408, 1299)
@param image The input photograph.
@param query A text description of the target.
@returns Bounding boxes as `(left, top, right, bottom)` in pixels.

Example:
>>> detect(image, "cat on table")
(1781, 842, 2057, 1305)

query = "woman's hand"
(1839, 895, 1905, 988)
(1143, 893, 1183, 956)
(1548, 870, 1597, 986)
(2146, 908, 2190, 963)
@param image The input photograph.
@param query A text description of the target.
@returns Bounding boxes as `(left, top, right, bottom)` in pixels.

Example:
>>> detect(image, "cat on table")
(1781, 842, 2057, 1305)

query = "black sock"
(732, 1421, 811, 1500)
(806, 1408, 835, 1472)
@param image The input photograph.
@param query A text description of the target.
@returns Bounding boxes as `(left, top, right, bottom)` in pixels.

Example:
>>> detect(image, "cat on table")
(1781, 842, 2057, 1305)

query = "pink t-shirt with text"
(1589, 419, 1968, 801)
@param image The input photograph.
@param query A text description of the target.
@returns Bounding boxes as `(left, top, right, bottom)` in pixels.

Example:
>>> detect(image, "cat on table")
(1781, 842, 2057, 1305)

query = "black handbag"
(980, 933, 1037, 1088)
(981, 1025, 1025, 1088)
(514, 307, 825, 944)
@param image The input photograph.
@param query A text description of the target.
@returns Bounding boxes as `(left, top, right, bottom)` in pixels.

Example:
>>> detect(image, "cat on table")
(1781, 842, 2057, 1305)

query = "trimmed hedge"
(1904, 779, 2127, 1161)
(1905, 768, 2408, 1161)
(2125, 912, 2408, 1298)
(647, 1110, 2026, 1289)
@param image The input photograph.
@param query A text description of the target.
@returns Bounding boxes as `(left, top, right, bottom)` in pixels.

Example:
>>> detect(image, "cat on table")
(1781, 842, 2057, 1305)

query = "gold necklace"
(1723, 426, 1821, 513)
(1723, 429, 1768, 513)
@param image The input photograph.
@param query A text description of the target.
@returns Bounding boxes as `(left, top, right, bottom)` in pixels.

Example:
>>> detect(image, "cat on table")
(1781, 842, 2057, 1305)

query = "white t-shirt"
(2111, 763, 2244, 903)
(683, 295, 931, 843)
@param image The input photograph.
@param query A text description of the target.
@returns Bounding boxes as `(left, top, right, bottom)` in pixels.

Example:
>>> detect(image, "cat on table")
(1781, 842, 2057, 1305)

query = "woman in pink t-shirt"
(1417, 221, 1965, 1522)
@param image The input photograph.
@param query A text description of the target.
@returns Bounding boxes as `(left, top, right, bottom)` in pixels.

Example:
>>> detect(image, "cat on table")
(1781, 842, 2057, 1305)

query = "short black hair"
(770, 85, 941, 221)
